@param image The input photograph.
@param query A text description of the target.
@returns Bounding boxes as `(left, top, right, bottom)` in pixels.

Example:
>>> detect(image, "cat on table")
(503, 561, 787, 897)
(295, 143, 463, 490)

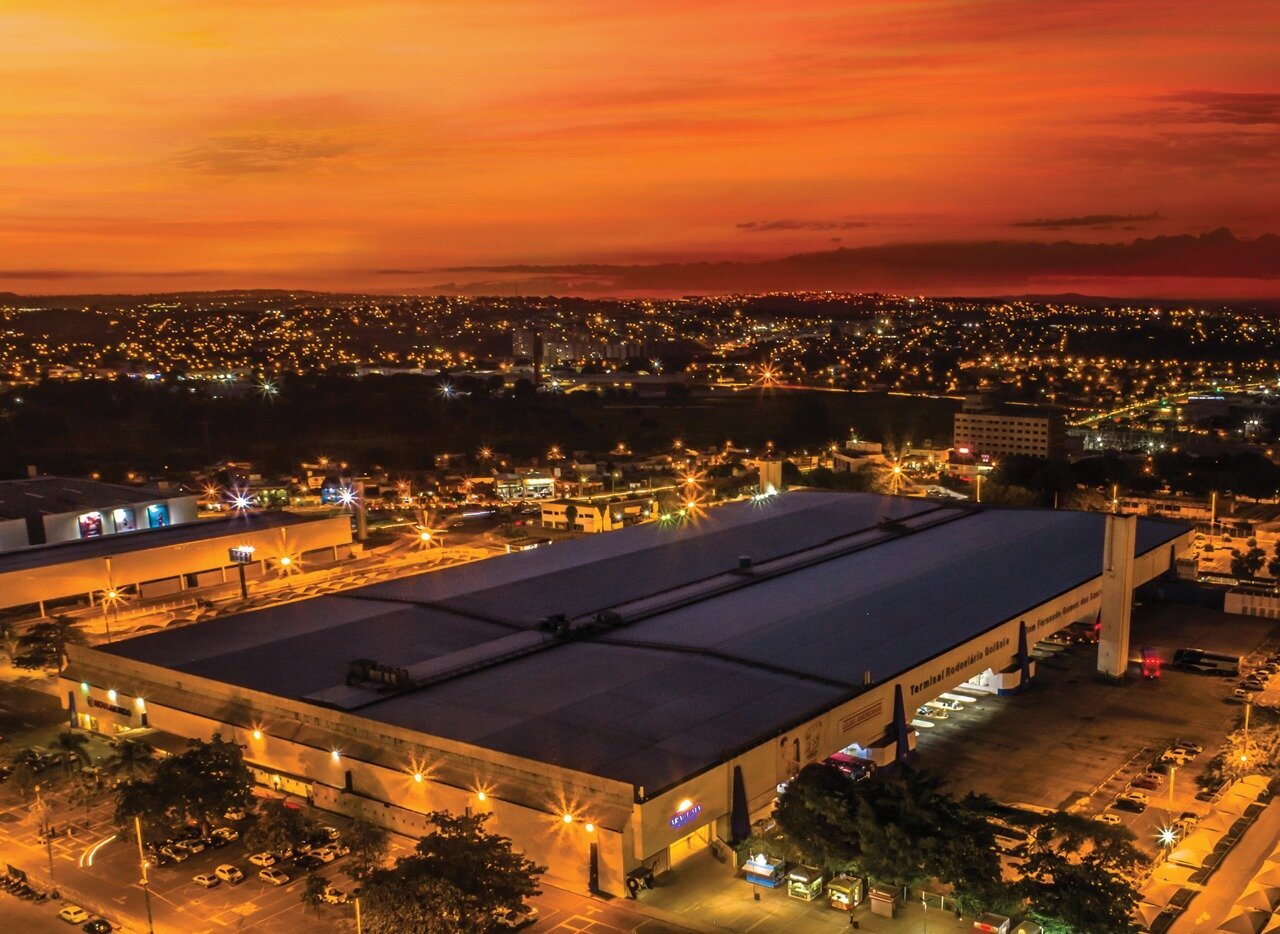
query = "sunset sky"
(2, 1, 1278, 295)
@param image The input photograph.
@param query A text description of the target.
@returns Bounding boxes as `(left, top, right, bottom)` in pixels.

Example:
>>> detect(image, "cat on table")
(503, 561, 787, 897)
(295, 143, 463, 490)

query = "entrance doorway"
(668, 823, 712, 867)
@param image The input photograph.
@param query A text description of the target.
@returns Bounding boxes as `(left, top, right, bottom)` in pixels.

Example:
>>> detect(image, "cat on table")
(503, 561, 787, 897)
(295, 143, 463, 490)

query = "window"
(78, 512, 104, 538)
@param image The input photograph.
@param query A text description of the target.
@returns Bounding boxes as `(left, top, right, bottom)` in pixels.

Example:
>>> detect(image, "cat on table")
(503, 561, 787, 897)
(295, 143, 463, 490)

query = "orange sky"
(2, 0, 1278, 294)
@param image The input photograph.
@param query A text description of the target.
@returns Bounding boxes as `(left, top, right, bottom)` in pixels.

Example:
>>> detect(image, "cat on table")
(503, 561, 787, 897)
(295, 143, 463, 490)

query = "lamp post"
(35, 786, 55, 889)
(135, 815, 155, 934)
(229, 545, 256, 600)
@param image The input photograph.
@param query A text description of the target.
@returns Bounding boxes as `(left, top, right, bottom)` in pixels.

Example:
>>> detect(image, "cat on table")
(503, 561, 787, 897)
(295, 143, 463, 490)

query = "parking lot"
(914, 601, 1278, 852)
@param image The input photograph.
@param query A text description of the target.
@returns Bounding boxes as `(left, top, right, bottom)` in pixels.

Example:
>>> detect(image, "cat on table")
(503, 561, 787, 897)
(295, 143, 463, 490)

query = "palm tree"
(106, 740, 155, 782)
(51, 729, 91, 778)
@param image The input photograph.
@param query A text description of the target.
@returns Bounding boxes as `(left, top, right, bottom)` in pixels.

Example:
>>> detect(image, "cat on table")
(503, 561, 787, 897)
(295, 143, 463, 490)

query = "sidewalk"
(639, 849, 970, 933)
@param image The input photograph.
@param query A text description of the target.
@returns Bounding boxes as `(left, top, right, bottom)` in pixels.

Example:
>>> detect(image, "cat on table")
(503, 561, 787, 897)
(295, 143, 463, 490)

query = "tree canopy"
(360, 810, 544, 934)
(114, 733, 254, 838)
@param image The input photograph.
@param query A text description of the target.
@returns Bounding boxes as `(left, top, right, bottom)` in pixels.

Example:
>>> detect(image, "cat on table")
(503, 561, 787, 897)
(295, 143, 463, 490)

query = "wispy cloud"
(173, 134, 356, 175)
(1139, 91, 1280, 125)
(1012, 212, 1162, 229)
(737, 219, 877, 232)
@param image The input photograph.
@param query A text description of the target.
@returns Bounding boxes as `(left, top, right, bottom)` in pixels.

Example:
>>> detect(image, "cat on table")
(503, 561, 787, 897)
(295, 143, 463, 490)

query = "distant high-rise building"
(953, 393, 1065, 460)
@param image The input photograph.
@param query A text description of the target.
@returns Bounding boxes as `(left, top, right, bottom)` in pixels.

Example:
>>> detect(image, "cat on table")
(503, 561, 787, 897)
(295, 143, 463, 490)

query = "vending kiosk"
(869, 885, 902, 918)
(827, 875, 864, 911)
(741, 853, 786, 888)
(787, 865, 825, 901)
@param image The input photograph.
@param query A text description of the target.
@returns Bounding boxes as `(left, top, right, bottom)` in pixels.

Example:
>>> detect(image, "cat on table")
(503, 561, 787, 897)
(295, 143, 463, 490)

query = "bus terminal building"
(61, 491, 1191, 897)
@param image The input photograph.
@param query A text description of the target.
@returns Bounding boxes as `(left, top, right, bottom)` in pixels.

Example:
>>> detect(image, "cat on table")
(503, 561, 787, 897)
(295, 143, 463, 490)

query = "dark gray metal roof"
(100, 492, 1188, 793)
(0, 476, 175, 520)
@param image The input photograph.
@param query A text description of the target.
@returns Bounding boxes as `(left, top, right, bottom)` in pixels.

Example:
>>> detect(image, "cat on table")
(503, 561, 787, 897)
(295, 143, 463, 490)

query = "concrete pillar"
(355, 478, 368, 542)
(1098, 512, 1138, 680)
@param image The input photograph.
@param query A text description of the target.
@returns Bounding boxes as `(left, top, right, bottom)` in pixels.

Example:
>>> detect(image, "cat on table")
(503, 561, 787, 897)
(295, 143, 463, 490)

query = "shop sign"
(669, 803, 703, 829)
(88, 698, 130, 716)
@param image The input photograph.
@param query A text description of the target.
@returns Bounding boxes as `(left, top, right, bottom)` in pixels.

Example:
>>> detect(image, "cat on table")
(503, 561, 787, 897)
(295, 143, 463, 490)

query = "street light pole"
(354, 895, 363, 934)
(135, 815, 155, 934)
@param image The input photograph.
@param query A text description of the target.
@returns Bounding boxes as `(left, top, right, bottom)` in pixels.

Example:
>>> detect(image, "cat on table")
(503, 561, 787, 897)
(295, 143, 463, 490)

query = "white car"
(258, 867, 290, 886)
(59, 906, 91, 924)
(215, 864, 245, 884)
(224, 807, 247, 821)
(1119, 790, 1150, 805)
(320, 884, 348, 904)
(306, 847, 336, 864)
(193, 873, 221, 888)
(318, 826, 341, 842)
(248, 852, 277, 868)
(1095, 813, 1122, 826)
(212, 827, 239, 843)
(493, 904, 539, 929)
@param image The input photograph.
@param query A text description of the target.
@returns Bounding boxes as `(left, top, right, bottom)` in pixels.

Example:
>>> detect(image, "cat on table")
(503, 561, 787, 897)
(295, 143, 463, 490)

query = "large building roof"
(100, 492, 1187, 794)
(0, 476, 180, 521)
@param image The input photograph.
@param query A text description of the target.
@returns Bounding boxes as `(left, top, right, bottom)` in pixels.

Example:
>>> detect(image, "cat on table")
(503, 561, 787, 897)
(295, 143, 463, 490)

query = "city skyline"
(2, 1, 1278, 296)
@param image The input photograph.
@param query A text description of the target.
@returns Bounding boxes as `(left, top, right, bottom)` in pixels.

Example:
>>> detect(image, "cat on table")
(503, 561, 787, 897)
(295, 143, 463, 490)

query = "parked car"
(1131, 772, 1165, 790)
(224, 807, 247, 821)
(59, 906, 91, 924)
(493, 904, 539, 929)
(175, 839, 205, 856)
(305, 847, 336, 864)
(192, 873, 221, 888)
(160, 845, 189, 863)
(1170, 739, 1204, 756)
(82, 920, 112, 934)
(211, 827, 239, 843)
(1095, 813, 1122, 826)
(1113, 792, 1148, 813)
(317, 826, 341, 842)
(258, 868, 290, 886)
(293, 855, 324, 872)
(215, 864, 244, 884)
(320, 884, 348, 904)
(248, 852, 276, 868)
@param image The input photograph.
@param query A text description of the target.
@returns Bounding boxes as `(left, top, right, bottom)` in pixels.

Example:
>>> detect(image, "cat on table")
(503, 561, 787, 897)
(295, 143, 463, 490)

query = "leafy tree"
(114, 734, 253, 836)
(244, 798, 316, 856)
(361, 811, 544, 933)
(772, 763, 859, 869)
(8, 749, 58, 801)
(927, 793, 1010, 917)
(342, 818, 391, 882)
(22, 616, 87, 667)
(362, 870, 474, 934)
(114, 777, 178, 841)
(1019, 811, 1142, 933)
(1231, 546, 1266, 579)
(300, 873, 328, 915)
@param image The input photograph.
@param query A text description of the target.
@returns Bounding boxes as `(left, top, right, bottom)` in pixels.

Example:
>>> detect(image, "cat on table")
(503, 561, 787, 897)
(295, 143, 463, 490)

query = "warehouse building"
(0, 475, 200, 551)
(62, 492, 1190, 897)
(0, 510, 355, 614)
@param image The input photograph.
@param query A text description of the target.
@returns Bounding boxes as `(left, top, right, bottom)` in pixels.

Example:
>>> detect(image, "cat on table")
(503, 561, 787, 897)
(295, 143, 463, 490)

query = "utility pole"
(135, 816, 155, 934)
(35, 786, 55, 891)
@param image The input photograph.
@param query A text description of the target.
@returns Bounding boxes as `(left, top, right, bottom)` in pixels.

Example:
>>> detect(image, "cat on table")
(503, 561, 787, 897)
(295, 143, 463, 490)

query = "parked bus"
(1171, 648, 1241, 675)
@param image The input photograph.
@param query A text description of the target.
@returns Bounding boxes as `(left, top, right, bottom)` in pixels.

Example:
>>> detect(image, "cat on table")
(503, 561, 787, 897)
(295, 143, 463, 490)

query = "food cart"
(826, 875, 864, 911)
(869, 885, 902, 918)
(787, 865, 825, 901)
(741, 853, 786, 888)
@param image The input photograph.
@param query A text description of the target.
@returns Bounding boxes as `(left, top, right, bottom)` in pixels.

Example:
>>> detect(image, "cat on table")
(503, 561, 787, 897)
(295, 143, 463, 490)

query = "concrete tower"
(1097, 512, 1137, 680)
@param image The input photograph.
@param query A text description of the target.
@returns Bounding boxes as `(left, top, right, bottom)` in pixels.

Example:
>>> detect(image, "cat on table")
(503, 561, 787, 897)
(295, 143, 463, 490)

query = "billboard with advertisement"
(77, 511, 104, 538)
